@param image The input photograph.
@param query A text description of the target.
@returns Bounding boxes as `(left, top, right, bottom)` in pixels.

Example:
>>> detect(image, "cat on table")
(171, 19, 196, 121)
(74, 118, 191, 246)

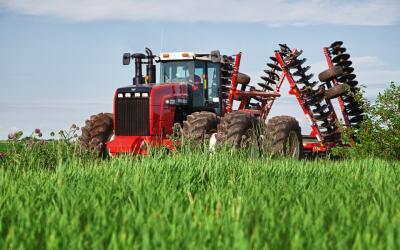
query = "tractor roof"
(158, 51, 229, 63)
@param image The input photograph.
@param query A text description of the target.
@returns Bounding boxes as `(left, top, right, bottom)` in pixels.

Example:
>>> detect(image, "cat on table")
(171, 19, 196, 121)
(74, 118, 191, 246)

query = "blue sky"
(0, 0, 399, 139)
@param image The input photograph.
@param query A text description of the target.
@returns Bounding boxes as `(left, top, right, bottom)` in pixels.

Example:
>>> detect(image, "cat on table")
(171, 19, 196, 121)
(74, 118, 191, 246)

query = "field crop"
(0, 143, 400, 250)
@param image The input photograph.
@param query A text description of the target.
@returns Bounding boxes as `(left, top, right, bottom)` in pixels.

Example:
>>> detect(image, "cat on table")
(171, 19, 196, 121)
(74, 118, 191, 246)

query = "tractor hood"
(114, 83, 191, 136)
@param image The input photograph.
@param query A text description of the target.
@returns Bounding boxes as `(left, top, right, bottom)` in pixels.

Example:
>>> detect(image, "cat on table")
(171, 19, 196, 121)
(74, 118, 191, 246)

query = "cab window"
(207, 63, 220, 102)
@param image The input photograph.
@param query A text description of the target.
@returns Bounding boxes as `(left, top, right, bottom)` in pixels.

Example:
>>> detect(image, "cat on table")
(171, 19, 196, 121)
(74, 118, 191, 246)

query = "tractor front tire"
(80, 113, 114, 157)
(265, 116, 303, 159)
(182, 111, 220, 144)
(216, 112, 260, 148)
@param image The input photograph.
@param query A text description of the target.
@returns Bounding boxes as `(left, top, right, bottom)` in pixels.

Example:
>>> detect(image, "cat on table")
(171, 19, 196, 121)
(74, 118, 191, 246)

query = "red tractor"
(80, 42, 364, 158)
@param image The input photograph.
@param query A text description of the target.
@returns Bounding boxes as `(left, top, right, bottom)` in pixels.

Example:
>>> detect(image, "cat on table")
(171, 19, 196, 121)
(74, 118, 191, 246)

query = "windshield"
(160, 61, 196, 84)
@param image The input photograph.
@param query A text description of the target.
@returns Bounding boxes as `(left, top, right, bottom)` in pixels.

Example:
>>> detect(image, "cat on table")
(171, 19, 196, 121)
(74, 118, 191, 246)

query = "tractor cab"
(158, 52, 222, 114)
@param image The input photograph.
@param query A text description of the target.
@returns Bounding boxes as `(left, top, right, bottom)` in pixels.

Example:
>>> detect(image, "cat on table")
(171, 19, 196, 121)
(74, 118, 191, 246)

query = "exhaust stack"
(132, 53, 145, 85)
(145, 48, 156, 84)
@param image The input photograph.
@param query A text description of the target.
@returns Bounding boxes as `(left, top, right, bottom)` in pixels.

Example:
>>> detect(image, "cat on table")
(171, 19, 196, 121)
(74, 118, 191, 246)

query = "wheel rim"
(209, 133, 217, 152)
(107, 133, 115, 157)
(285, 131, 299, 159)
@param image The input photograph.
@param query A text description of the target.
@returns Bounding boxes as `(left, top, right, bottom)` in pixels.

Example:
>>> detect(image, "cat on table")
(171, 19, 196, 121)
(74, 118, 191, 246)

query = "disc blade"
(312, 111, 331, 121)
(332, 53, 351, 63)
(267, 63, 282, 71)
(307, 81, 319, 88)
(338, 73, 357, 82)
(347, 80, 358, 87)
(342, 67, 354, 74)
(336, 60, 352, 67)
(345, 101, 359, 110)
(299, 74, 314, 83)
(269, 56, 277, 62)
(304, 95, 323, 106)
(341, 95, 355, 103)
(261, 76, 276, 84)
(332, 47, 347, 55)
(293, 70, 303, 77)
(347, 108, 363, 116)
(287, 58, 307, 68)
(258, 83, 274, 91)
(313, 104, 328, 113)
(301, 66, 311, 73)
(279, 43, 291, 51)
(330, 41, 343, 49)
(350, 115, 364, 123)
(264, 70, 280, 80)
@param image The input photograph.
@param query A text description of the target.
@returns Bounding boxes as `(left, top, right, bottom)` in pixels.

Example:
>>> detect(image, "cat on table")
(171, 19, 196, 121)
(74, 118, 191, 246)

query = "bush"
(334, 82, 400, 160)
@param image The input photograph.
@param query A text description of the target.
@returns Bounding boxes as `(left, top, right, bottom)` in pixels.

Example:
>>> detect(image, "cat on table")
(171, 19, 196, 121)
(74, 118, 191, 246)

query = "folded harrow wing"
(80, 42, 365, 158)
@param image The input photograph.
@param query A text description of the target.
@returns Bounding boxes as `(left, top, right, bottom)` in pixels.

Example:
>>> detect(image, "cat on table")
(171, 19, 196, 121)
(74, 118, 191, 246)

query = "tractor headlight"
(134, 93, 141, 98)
(125, 93, 131, 98)
(117, 93, 124, 98)
(165, 96, 188, 105)
(142, 92, 149, 98)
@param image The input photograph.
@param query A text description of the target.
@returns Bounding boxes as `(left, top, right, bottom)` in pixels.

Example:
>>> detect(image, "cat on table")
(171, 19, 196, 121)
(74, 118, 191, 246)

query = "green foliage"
(1, 142, 400, 249)
(334, 82, 400, 160)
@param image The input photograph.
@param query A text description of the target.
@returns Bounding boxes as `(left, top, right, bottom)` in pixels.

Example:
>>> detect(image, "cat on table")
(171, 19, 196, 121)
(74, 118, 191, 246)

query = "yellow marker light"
(163, 53, 170, 58)
(182, 52, 189, 57)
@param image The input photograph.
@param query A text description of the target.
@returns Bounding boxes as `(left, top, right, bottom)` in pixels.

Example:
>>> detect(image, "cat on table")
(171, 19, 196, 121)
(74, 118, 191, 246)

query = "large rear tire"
(216, 112, 260, 149)
(182, 111, 219, 144)
(265, 116, 303, 159)
(80, 113, 114, 157)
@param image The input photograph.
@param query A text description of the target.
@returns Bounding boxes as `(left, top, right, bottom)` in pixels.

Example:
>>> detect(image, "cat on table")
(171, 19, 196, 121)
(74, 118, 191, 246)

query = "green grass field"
(0, 141, 8, 153)
(1, 143, 400, 250)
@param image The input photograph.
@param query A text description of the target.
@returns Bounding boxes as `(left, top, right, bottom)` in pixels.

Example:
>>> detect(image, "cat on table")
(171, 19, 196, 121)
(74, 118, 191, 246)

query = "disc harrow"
(323, 41, 365, 128)
(274, 45, 342, 144)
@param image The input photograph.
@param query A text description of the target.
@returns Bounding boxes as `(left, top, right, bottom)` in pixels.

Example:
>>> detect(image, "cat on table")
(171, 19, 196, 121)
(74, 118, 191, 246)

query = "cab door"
(206, 62, 221, 114)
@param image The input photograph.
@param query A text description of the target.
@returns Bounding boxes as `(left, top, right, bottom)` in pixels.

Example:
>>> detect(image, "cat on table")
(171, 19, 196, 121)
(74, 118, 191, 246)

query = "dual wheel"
(182, 111, 303, 159)
(80, 111, 303, 159)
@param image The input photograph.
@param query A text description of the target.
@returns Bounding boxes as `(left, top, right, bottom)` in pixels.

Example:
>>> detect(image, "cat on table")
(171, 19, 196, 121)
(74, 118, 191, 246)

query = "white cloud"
(310, 55, 399, 99)
(351, 56, 384, 69)
(1, 0, 399, 26)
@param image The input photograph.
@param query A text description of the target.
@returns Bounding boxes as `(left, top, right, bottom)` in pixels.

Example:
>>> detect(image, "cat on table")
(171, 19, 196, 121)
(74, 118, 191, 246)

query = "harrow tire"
(237, 72, 251, 85)
(182, 111, 220, 143)
(80, 113, 114, 157)
(216, 112, 260, 149)
(318, 66, 343, 82)
(324, 84, 349, 100)
(265, 116, 303, 159)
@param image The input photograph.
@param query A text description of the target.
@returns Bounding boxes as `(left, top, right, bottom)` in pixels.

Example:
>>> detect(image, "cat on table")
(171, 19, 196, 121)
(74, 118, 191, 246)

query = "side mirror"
(123, 53, 131, 65)
(210, 50, 221, 63)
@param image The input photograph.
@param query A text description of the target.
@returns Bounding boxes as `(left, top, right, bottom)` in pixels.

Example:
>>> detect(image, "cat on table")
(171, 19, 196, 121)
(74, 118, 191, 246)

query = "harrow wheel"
(318, 66, 343, 82)
(324, 84, 349, 100)
(216, 112, 260, 149)
(237, 72, 251, 85)
(265, 116, 303, 159)
(80, 113, 114, 157)
(182, 111, 220, 143)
